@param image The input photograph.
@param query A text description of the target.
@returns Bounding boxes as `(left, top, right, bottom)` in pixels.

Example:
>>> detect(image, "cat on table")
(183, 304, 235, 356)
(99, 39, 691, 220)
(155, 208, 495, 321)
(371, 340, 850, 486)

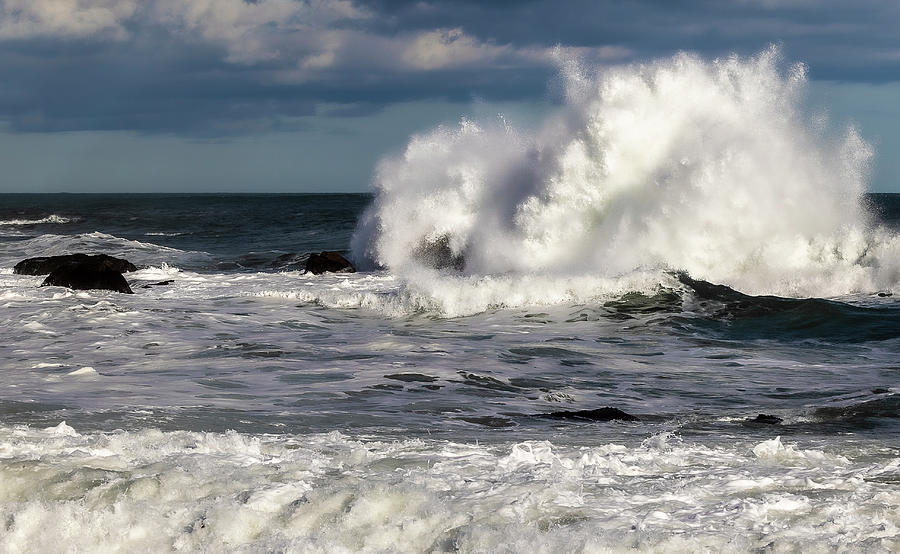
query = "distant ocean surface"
(2, 51, 900, 552)
(0, 192, 897, 552)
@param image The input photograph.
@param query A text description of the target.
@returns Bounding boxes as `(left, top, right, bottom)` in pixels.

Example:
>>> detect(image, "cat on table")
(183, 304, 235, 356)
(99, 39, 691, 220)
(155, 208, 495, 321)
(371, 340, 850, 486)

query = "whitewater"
(0, 49, 898, 552)
(355, 46, 900, 314)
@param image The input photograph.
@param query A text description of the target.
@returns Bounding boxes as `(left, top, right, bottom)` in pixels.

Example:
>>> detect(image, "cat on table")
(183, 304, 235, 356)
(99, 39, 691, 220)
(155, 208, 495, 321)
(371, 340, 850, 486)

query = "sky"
(1, 0, 900, 193)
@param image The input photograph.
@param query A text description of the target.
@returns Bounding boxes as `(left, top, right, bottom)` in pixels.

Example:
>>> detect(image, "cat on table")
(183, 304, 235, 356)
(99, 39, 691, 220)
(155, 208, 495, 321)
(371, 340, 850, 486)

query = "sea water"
(0, 49, 898, 552)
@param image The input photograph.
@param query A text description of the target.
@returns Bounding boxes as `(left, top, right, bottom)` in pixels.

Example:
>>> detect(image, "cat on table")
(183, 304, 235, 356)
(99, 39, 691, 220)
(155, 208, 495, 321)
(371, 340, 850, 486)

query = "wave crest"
(353, 47, 899, 301)
(0, 215, 77, 226)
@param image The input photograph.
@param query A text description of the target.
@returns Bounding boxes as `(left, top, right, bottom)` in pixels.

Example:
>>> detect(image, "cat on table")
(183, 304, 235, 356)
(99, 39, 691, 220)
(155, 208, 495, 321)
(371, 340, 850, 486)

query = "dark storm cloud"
(0, 0, 898, 136)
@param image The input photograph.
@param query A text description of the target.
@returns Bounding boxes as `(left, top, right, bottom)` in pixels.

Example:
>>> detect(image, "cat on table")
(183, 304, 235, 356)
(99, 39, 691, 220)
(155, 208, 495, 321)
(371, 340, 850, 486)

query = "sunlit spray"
(354, 47, 900, 313)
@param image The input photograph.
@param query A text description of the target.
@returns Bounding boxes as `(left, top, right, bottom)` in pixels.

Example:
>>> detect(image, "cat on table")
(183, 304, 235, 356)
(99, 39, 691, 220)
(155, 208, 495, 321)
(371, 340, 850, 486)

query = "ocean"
(1, 50, 899, 552)
(0, 192, 897, 552)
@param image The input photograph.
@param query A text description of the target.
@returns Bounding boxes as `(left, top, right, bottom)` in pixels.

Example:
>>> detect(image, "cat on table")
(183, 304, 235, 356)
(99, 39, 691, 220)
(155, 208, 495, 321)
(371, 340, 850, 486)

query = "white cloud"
(0, 0, 629, 82)
(280, 25, 631, 83)
(401, 28, 512, 71)
(0, 0, 369, 56)
(0, 0, 137, 39)
(150, 0, 371, 64)
(397, 28, 630, 72)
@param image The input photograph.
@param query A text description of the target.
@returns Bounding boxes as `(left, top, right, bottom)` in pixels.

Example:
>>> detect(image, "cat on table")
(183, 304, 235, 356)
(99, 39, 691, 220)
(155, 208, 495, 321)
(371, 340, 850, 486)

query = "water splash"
(353, 47, 900, 314)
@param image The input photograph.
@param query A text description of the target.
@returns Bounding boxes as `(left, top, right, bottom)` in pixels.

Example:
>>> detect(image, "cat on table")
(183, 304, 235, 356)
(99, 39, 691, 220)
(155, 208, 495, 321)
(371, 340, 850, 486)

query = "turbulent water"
(1, 50, 899, 552)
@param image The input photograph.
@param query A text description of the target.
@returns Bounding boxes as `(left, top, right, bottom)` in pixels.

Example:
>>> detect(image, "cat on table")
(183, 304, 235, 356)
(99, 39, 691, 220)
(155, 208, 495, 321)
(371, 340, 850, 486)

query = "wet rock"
(42, 262, 134, 294)
(141, 280, 175, 289)
(453, 371, 521, 392)
(413, 235, 464, 271)
(232, 252, 306, 271)
(541, 407, 639, 422)
(271, 253, 306, 271)
(749, 414, 783, 425)
(384, 373, 439, 383)
(370, 383, 404, 391)
(14, 253, 137, 276)
(304, 251, 355, 274)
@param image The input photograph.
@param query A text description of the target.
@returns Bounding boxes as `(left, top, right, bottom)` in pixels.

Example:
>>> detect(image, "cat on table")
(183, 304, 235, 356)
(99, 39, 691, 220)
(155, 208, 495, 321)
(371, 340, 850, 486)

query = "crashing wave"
(352, 46, 900, 313)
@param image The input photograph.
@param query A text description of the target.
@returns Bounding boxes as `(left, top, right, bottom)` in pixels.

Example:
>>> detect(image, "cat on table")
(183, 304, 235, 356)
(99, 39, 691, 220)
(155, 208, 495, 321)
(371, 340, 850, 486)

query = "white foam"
(353, 47, 900, 313)
(0, 425, 895, 552)
(0, 215, 76, 226)
(66, 366, 98, 377)
(43, 421, 78, 436)
(752, 436, 850, 465)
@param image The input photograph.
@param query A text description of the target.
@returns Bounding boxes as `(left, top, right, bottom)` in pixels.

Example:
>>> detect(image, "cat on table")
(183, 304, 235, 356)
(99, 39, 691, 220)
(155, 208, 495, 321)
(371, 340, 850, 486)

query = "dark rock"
(42, 263, 134, 294)
(384, 373, 439, 383)
(232, 252, 306, 271)
(370, 383, 404, 391)
(141, 280, 175, 289)
(541, 407, 639, 422)
(304, 251, 355, 274)
(453, 371, 521, 392)
(271, 253, 306, 271)
(413, 235, 464, 270)
(749, 414, 783, 425)
(14, 254, 137, 276)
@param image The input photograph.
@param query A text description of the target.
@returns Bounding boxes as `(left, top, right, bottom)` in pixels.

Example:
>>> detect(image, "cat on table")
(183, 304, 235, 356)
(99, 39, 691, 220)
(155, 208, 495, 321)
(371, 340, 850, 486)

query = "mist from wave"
(353, 47, 900, 316)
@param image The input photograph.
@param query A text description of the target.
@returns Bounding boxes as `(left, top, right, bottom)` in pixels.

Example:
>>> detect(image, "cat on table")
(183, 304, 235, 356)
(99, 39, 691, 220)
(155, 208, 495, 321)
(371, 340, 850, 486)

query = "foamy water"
(1, 423, 897, 553)
(1, 49, 899, 552)
(0, 215, 76, 226)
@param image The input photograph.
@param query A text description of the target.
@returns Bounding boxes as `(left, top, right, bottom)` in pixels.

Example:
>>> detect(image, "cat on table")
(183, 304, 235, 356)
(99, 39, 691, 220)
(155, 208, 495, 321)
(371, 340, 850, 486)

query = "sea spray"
(353, 47, 900, 313)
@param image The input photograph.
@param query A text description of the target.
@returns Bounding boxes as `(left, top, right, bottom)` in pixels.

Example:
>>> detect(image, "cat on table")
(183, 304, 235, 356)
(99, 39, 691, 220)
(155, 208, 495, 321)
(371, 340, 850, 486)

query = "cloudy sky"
(1, 0, 900, 192)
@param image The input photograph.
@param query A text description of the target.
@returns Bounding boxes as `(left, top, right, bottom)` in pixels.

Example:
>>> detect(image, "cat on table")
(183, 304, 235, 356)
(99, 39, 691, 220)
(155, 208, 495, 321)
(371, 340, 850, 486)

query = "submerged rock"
(305, 251, 355, 274)
(541, 407, 639, 422)
(42, 262, 134, 294)
(14, 253, 137, 276)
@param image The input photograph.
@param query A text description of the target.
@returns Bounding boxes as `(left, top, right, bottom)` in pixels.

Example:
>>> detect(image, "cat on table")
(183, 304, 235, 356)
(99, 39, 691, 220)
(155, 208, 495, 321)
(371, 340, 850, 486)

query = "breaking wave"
(353, 47, 900, 311)
(0, 215, 77, 226)
(0, 232, 213, 271)
(0, 423, 895, 552)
